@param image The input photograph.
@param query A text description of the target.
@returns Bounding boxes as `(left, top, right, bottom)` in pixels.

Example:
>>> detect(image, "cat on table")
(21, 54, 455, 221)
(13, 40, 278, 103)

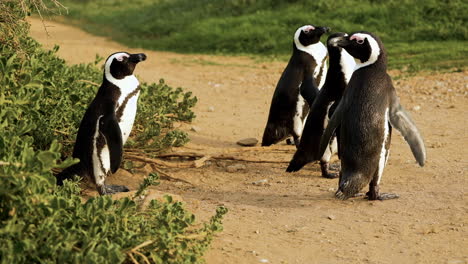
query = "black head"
(294, 25, 330, 48)
(104, 52, 147, 80)
(328, 31, 385, 69)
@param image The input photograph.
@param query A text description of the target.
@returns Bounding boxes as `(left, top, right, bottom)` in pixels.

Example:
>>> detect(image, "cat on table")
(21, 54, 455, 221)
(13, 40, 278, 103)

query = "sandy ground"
(29, 18, 467, 264)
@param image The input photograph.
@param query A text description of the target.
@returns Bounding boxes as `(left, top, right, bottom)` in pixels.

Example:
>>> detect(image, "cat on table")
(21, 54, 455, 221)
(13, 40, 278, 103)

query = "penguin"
(317, 32, 426, 200)
(262, 25, 329, 147)
(286, 32, 356, 178)
(56, 52, 147, 195)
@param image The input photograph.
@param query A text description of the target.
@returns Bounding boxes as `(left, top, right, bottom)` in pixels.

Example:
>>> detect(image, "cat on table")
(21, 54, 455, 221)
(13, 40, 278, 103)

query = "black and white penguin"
(56, 52, 147, 195)
(287, 32, 355, 178)
(262, 25, 329, 147)
(317, 32, 426, 200)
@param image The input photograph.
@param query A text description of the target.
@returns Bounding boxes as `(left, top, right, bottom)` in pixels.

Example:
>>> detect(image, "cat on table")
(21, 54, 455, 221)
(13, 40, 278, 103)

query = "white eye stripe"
(116, 54, 129, 61)
(351, 33, 381, 70)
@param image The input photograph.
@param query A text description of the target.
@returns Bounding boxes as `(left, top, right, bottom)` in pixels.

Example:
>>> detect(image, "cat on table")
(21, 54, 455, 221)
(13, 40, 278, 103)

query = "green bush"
(0, 1, 224, 263)
(60, 0, 467, 70)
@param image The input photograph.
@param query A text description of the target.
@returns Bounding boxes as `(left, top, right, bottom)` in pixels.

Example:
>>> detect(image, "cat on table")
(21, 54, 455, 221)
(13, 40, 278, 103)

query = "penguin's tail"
(55, 164, 83, 186)
(261, 123, 290, 146)
(286, 148, 314, 172)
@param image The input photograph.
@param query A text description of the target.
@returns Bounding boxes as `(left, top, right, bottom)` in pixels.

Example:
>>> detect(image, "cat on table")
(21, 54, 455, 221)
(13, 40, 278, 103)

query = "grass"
(57, 0, 467, 71)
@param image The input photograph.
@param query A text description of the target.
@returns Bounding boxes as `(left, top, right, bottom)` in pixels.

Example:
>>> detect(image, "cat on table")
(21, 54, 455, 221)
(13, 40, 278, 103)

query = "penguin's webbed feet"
(285, 137, 295, 146)
(97, 184, 130, 195)
(320, 161, 340, 179)
(373, 193, 400, 200)
(365, 189, 399, 200)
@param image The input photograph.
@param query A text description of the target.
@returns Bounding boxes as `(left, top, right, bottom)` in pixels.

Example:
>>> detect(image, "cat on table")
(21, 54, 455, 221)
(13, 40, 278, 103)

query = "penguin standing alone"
(317, 32, 426, 200)
(262, 25, 329, 147)
(287, 32, 356, 178)
(56, 52, 147, 195)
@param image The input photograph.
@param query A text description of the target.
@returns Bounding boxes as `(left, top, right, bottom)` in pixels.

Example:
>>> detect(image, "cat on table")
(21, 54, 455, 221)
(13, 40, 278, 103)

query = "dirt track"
(29, 17, 467, 264)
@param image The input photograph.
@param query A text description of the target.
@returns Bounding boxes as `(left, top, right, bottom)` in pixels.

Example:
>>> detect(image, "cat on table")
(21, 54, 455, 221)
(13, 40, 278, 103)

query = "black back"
(287, 32, 350, 172)
(56, 52, 146, 185)
(262, 26, 329, 146)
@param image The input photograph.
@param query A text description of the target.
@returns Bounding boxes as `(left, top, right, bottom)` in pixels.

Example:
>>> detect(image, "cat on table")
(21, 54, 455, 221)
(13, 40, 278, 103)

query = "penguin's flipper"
(299, 75, 319, 106)
(317, 99, 345, 160)
(287, 87, 332, 172)
(100, 114, 123, 173)
(389, 97, 426, 167)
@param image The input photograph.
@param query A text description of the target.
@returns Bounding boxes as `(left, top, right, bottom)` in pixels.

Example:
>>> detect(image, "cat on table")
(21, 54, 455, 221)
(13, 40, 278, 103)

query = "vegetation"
(59, 0, 467, 71)
(0, 1, 226, 263)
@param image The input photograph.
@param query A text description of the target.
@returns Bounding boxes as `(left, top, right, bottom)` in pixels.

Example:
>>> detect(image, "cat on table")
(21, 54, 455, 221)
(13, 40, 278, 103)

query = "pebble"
(252, 179, 268, 186)
(191, 126, 201, 132)
(327, 215, 336, 220)
(447, 260, 465, 264)
(413, 105, 421, 111)
(236, 137, 258, 147)
(207, 106, 215, 112)
(226, 164, 246, 173)
(259, 259, 269, 263)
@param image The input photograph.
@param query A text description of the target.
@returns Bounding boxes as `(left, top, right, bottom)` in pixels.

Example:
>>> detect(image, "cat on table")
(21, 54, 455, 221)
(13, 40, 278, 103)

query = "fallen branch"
(149, 164, 193, 185)
(126, 152, 290, 170)
(125, 153, 198, 168)
(155, 152, 289, 163)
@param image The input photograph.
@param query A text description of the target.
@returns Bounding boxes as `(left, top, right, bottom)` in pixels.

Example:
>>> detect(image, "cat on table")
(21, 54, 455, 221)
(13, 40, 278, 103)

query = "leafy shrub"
(0, 1, 224, 263)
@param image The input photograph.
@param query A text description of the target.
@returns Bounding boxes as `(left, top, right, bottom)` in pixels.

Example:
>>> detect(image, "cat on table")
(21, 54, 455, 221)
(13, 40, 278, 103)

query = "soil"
(29, 17, 467, 264)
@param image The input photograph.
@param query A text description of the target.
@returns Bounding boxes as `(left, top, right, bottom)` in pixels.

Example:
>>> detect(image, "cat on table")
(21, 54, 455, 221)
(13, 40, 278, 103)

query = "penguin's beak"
(129, 53, 147, 63)
(329, 36, 350, 48)
(321, 27, 330, 34)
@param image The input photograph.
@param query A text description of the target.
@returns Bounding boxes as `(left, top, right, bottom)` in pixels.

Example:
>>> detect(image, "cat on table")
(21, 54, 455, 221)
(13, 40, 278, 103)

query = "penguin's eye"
(116, 55, 128, 62)
(356, 39, 365, 45)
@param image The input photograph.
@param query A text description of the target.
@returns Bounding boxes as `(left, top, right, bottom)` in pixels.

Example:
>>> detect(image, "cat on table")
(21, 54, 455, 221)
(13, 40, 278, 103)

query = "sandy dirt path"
(29, 18, 467, 264)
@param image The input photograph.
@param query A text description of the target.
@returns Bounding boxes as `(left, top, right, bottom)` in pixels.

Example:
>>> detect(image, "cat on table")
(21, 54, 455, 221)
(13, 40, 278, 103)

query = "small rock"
(207, 106, 215, 112)
(237, 137, 258, 147)
(191, 126, 201, 132)
(252, 179, 268, 186)
(413, 105, 421, 111)
(447, 260, 465, 264)
(226, 164, 247, 173)
(254, 230, 260, 234)
(259, 259, 269, 263)
(327, 215, 336, 220)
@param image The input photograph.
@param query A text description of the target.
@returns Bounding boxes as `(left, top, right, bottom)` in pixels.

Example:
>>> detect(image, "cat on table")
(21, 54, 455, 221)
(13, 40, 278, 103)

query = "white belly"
(118, 91, 140, 144)
(377, 108, 390, 185)
(293, 92, 306, 137)
(92, 116, 110, 186)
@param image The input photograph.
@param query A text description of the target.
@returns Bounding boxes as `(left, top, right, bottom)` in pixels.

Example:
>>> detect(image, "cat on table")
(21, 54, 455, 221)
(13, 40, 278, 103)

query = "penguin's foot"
(329, 163, 341, 172)
(97, 184, 130, 195)
(374, 193, 399, 200)
(320, 161, 340, 179)
(365, 190, 399, 200)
